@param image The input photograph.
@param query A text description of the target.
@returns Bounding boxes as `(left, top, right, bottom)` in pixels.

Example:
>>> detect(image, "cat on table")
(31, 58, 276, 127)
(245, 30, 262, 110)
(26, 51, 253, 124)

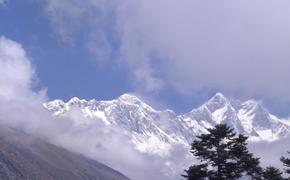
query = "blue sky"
(0, 1, 129, 99)
(1, 0, 290, 116)
(0, 0, 209, 113)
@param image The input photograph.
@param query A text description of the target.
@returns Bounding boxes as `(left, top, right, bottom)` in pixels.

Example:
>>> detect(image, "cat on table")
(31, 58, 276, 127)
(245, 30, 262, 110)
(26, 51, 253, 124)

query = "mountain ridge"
(44, 92, 290, 156)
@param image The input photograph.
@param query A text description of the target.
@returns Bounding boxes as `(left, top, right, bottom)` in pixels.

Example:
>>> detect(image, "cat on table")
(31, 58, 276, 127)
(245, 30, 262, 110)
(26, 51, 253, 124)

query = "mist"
(0, 36, 192, 180)
(249, 139, 290, 170)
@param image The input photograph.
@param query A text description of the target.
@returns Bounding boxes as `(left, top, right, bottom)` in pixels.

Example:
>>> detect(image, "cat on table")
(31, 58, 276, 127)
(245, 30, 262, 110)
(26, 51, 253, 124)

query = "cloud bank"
(0, 36, 67, 140)
(44, 0, 290, 101)
(0, 36, 191, 180)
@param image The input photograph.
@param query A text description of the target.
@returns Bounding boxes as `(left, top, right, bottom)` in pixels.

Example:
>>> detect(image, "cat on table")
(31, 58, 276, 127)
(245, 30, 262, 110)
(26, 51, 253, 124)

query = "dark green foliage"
(183, 124, 262, 180)
(281, 152, 290, 176)
(262, 166, 284, 180)
(182, 164, 208, 180)
(281, 152, 290, 180)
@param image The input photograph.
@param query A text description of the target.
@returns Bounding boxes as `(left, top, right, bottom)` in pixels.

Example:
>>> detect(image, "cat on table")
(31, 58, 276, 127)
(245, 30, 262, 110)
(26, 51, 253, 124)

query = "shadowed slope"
(0, 126, 129, 180)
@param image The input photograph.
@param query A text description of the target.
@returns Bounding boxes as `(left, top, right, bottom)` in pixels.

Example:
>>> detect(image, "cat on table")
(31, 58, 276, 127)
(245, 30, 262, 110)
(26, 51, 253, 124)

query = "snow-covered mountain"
(44, 93, 290, 155)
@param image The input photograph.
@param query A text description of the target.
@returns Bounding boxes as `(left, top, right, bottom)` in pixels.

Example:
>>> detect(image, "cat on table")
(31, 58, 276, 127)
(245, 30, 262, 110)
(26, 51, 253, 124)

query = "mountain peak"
(44, 92, 290, 145)
(68, 97, 81, 103)
(205, 92, 229, 111)
(43, 99, 65, 111)
(118, 93, 142, 103)
(67, 97, 89, 106)
(211, 92, 227, 100)
(208, 92, 228, 104)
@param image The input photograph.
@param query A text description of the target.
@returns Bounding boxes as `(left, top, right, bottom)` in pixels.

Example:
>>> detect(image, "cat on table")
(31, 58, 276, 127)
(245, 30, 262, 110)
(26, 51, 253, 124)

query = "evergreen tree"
(262, 166, 284, 180)
(182, 164, 208, 180)
(281, 152, 290, 179)
(183, 124, 262, 180)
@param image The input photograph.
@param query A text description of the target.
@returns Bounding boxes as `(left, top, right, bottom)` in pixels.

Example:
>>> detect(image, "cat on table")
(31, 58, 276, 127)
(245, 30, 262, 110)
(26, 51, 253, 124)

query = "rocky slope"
(0, 126, 129, 180)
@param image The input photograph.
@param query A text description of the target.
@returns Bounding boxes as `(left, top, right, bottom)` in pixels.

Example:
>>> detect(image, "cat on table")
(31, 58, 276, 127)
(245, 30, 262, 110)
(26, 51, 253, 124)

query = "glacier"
(44, 92, 290, 156)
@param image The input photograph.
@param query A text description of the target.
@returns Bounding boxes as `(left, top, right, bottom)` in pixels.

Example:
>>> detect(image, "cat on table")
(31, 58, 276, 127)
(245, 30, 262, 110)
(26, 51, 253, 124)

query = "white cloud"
(44, 0, 115, 54)
(44, 0, 290, 101)
(0, 36, 66, 137)
(116, 0, 290, 100)
(249, 139, 290, 170)
(0, 35, 190, 180)
(52, 109, 192, 180)
(0, 36, 35, 100)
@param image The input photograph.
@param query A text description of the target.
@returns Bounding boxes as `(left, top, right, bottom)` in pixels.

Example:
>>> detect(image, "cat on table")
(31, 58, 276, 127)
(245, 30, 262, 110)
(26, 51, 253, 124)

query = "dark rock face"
(0, 127, 129, 180)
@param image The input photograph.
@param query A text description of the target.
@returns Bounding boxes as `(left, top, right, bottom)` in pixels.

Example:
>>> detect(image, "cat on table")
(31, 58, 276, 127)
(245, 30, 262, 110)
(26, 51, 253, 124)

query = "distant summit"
(44, 93, 290, 155)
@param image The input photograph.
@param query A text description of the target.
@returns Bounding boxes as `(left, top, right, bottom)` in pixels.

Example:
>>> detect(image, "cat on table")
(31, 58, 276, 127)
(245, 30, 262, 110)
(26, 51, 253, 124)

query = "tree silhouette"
(281, 152, 290, 179)
(183, 124, 262, 180)
(262, 166, 283, 180)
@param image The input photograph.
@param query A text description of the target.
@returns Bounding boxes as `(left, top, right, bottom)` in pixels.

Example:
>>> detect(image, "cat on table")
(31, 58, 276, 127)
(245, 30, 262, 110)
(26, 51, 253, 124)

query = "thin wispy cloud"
(44, 0, 290, 102)
(0, 0, 6, 5)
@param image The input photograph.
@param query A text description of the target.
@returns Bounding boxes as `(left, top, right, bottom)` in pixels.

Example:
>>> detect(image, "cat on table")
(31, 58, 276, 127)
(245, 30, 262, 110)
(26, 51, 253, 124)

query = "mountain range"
(44, 92, 290, 156)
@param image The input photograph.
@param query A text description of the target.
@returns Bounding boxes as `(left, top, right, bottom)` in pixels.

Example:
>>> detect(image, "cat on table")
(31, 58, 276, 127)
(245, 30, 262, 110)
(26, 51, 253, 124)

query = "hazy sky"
(1, 0, 290, 116)
(1, 1, 290, 179)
